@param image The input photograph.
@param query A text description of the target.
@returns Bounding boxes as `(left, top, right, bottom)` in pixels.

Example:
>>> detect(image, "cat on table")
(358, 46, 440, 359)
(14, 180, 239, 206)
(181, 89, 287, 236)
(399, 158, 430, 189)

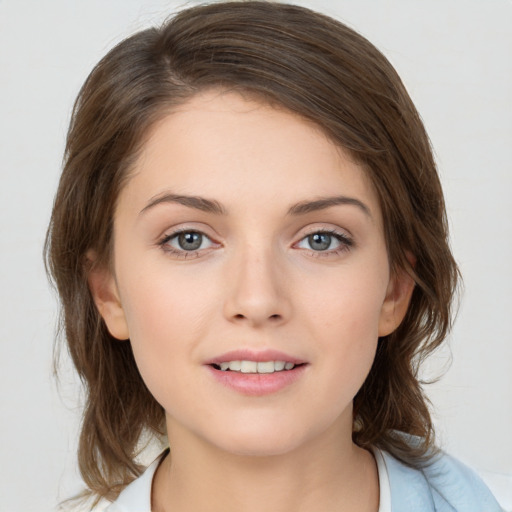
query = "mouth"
(205, 350, 308, 395)
(210, 360, 305, 374)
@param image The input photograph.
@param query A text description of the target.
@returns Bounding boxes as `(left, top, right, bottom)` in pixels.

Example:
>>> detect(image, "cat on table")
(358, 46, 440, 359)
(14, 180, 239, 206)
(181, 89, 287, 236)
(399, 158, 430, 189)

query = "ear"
(86, 251, 130, 340)
(378, 265, 415, 337)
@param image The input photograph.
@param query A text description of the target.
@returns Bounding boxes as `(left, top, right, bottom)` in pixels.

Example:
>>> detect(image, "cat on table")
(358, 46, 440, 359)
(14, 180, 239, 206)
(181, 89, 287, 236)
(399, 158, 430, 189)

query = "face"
(91, 90, 412, 457)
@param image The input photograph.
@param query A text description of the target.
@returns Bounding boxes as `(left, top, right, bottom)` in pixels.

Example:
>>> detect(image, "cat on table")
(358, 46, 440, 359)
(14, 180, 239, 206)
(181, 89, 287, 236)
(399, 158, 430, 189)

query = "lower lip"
(206, 365, 308, 396)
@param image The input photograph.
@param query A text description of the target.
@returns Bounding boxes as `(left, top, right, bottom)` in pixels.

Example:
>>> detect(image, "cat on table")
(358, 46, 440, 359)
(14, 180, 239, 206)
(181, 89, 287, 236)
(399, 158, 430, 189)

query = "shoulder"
(382, 449, 503, 512)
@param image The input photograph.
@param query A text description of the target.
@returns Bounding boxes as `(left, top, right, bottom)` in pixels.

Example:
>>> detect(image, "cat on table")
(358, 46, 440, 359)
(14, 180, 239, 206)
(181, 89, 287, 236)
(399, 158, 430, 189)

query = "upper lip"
(205, 349, 307, 365)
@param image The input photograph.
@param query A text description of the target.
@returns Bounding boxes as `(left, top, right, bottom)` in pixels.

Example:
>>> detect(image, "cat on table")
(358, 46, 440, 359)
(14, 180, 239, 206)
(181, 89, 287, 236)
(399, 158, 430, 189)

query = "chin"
(199, 415, 330, 459)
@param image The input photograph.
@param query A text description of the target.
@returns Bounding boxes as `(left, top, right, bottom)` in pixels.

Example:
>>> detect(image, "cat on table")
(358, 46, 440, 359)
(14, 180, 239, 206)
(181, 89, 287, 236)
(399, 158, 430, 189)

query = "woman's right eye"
(159, 230, 216, 257)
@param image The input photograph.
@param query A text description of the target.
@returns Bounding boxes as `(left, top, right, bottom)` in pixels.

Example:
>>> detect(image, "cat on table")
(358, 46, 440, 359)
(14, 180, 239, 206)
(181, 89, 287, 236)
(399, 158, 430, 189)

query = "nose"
(223, 244, 291, 328)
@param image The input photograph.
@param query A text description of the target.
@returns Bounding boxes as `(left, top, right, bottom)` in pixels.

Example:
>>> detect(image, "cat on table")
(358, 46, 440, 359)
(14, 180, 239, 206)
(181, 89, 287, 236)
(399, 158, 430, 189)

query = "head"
(45, 1, 459, 500)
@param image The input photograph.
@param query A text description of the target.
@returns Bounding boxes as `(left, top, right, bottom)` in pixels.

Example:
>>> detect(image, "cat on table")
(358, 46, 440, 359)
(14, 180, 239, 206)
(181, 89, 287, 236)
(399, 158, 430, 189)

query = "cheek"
(303, 261, 388, 335)
(121, 260, 217, 333)
(117, 266, 218, 396)
(301, 262, 387, 385)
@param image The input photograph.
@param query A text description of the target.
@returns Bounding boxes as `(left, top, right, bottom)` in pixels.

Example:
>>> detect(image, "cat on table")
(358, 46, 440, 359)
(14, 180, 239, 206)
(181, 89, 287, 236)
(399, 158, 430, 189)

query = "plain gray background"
(0, 1, 510, 510)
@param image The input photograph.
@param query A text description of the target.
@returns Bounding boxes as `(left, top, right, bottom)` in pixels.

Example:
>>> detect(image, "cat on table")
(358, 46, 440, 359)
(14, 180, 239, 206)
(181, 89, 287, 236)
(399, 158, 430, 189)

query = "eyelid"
(156, 221, 220, 244)
(292, 226, 354, 256)
(300, 222, 352, 236)
(298, 229, 352, 245)
(157, 226, 221, 259)
(297, 224, 353, 243)
(156, 223, 353, 259)
(162, 229, 213, 247)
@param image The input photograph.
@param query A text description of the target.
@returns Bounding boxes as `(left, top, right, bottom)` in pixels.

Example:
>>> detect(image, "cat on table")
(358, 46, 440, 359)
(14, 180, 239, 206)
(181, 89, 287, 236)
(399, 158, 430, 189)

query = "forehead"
(119, 90, 381, 221)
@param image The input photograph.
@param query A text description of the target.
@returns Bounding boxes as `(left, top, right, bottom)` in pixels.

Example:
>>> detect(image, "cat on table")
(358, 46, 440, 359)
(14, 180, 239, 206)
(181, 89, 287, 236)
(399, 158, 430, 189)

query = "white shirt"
(374, 448, 392, 512)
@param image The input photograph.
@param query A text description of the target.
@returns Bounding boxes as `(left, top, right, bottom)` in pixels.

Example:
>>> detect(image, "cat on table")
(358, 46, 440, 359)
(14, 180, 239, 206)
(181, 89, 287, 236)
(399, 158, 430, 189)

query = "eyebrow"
(140, 193, 227, 216)
(139, 192, 371, 218)
(287, 196, 371, 217)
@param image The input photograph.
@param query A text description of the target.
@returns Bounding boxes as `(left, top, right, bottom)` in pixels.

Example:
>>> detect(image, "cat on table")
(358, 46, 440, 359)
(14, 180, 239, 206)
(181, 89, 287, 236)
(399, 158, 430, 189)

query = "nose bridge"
(223, 237, 290, 326)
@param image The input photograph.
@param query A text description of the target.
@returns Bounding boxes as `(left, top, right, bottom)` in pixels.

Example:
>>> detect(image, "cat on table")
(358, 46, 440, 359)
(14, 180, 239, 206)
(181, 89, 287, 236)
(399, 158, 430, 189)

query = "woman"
(45, 2, 502, 510)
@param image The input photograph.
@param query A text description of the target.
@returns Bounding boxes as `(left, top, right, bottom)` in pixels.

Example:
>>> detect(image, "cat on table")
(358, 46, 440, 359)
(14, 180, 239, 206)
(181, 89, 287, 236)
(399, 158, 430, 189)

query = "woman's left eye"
(295, 231, 353, 253)
(160, 230, 215, 255)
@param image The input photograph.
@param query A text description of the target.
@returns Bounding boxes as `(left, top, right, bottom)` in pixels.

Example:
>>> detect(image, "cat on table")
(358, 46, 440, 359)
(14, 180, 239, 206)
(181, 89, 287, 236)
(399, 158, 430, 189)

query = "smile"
(206, 350, 308, 395)
(212, 360, 298, 373)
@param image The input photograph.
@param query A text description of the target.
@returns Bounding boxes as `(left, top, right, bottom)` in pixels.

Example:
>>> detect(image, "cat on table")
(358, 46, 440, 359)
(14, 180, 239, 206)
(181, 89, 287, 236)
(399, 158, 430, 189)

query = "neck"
(152, 418, 379, 512)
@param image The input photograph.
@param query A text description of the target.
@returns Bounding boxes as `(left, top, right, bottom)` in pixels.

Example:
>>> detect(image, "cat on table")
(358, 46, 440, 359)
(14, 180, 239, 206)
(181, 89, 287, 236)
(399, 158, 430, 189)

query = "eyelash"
(158, 228, 217, 259)
(296, 229, 354, 258)
(157, 228, 354, 259)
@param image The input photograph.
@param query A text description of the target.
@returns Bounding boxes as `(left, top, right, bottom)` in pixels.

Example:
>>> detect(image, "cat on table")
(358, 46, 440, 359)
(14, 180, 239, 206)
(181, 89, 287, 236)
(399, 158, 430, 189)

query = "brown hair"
(45, 0, 459, 501)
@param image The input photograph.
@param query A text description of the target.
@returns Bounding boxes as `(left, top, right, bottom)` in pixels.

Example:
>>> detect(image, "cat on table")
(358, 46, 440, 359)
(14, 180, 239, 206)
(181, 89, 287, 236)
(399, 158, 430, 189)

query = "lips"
(205, 349, 308, 396)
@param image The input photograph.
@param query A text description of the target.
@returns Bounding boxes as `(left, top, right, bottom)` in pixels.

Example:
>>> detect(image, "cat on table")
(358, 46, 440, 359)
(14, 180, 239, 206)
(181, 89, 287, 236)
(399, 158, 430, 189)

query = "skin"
(89, 90, 414, 512)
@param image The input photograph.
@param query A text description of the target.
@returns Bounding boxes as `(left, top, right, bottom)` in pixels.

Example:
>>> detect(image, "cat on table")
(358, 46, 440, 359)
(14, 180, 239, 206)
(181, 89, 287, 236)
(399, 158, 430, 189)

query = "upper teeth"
(218, 360, 295, 373)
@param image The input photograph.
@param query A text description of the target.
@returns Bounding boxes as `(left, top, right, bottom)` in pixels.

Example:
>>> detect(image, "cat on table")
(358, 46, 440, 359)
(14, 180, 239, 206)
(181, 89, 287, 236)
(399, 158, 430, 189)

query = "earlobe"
(86, 251, 130, 341)
(378, 267, 415, 337)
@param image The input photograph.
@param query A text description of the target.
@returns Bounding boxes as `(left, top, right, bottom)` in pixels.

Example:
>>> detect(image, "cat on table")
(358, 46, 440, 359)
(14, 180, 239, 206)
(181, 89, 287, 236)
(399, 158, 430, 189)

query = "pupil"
(309, 233, 330, 251)
(178, 232, 202, 250)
